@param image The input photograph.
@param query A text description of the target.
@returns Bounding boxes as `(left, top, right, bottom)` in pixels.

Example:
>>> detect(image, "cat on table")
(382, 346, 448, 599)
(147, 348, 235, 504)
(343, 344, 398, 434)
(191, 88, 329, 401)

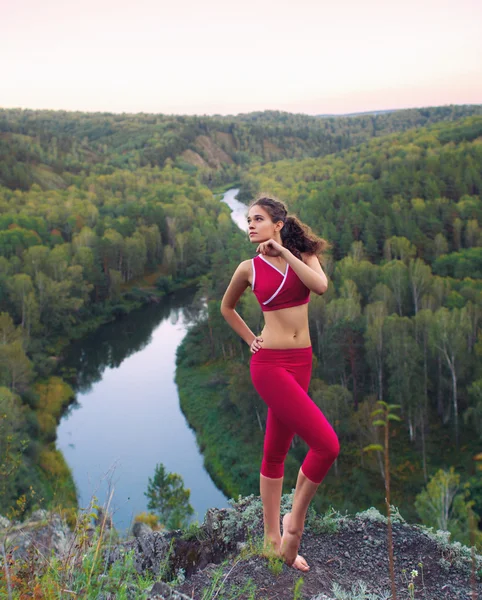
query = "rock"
(134, 530, 171, 577)
(0, 515, 11, 530)
(3, 512, 72, 560)
(170, 497, 482, 600)
(132, 521, 153, 539)
(48, 514, 71, 557)
(30, 509, 48, 522)
(203, 507, 227, 539)
(149, 581, 192, 599)
(6, 496, 481, 600)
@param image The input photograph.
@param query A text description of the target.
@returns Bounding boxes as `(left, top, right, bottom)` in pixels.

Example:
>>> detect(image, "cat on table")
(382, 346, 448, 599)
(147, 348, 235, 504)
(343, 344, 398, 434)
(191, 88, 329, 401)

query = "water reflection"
(63, 287, 204, 395)
(56, 286, 227, 534)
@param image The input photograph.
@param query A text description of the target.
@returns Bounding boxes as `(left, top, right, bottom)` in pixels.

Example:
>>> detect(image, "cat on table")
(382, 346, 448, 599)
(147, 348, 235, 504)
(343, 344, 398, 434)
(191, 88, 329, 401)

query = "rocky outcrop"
(89, 498, 482, 599)
(0, 509, 72, 561)
(106, 506, 240, 582)
(180, 149, 208, 168)
(194, 135, 234, 168)
(2, 497, 480, 599)
(176, 502, 481, 600)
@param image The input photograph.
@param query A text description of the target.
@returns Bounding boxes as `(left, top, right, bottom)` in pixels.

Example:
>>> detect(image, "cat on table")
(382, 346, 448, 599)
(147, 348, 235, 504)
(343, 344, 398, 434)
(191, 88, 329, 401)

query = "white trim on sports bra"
(263, 264, 290, 306)
(251, 258, 256, 291)
(258, 254, 287, 276)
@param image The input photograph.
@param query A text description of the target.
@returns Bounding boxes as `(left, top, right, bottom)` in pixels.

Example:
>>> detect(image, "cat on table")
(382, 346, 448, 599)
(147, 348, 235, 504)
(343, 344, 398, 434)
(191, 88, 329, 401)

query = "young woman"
(220, 195, 340, 572)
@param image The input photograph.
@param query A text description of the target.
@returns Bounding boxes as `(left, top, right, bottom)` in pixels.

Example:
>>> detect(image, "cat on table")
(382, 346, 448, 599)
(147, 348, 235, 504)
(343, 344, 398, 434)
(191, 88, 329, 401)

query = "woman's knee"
(328, 434, 340, 462)
(314, 429, 340, 463)
(261, 457, 285, 479)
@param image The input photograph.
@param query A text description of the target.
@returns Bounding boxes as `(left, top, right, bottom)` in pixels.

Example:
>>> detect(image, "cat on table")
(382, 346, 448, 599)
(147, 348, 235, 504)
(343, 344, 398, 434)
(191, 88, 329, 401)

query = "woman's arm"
(220, 260, 259, 346)
(256, 239, 328, 294)
(283, 250, 328, 295)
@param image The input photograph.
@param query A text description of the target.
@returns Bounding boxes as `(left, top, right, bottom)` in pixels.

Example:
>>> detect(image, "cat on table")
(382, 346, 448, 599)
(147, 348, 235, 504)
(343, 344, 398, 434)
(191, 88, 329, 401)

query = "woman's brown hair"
(249, 194, 329, 260)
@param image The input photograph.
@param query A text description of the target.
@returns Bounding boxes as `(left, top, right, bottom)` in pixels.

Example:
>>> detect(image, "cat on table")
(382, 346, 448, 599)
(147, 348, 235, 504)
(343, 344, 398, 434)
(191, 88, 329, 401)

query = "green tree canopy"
(145, 463, 194, 530)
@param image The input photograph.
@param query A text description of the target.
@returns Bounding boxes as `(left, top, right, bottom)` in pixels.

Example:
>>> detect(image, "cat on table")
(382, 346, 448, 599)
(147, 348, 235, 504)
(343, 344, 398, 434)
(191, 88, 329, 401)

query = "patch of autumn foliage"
(35, 377, 73, 440)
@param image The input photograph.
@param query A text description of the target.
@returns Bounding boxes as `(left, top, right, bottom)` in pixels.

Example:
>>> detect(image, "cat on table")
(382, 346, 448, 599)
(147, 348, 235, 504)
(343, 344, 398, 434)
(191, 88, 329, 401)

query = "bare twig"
(211, 558, 240, 600)
(1, 540, 13, 600)
(87, 486, 115, 591)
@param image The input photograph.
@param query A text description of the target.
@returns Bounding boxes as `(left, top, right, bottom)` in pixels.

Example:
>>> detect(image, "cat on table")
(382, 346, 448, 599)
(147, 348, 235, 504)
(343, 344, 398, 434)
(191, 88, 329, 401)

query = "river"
(219, 188, 248, 232)
(56, 188, 246, 534)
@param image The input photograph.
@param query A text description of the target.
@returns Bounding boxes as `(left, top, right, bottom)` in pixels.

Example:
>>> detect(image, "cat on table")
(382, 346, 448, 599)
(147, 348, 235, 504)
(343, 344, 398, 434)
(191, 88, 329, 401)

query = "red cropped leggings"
(250, 346, 339, 484)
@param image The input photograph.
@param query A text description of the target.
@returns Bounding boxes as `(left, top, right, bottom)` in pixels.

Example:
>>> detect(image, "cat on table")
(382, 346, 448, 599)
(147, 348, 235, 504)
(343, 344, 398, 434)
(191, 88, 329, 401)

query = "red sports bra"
(251, 254, 310, 312)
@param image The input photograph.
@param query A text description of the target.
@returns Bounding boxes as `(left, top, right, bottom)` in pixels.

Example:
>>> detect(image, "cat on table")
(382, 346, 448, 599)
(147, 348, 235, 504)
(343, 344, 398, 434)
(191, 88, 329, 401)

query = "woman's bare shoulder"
(238, 259, 253, 272)
(221, 260, 253, 308)
(300, 252, 320, 263)
(230, 259, 252, 280)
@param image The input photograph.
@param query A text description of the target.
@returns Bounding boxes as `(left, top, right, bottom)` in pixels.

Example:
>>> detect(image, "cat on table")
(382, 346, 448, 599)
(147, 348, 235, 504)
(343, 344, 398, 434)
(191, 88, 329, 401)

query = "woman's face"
(247, 205, 282, 243)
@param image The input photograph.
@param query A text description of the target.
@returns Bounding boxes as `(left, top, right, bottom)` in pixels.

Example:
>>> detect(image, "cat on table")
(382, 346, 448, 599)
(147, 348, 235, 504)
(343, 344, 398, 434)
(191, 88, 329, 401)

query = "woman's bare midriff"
(260, 304, 311, 349)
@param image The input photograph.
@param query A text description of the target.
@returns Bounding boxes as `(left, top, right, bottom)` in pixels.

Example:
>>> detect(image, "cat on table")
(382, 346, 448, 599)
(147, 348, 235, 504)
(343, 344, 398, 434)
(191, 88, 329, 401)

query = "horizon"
(1, 102, 481, 120)
(2, 0, 482, 116)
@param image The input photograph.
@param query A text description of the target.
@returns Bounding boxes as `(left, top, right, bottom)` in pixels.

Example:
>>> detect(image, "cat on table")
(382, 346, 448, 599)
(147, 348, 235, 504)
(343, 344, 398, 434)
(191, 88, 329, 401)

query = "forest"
(1, 104, 481, 191)
(0, 106, 481, 549)
(0, 162, 240, 515)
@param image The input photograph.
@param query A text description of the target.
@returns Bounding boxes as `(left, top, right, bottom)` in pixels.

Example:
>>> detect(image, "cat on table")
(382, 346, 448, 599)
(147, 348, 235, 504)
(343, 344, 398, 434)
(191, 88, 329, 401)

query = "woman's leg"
(252, 364, 339, 486)
(259, 409, 293, 550)
(279, 362, 315, 569)
(251, 359, 339, 567)
(260, 473, 283, 552)
(260, 409, 310, 571)
(281, 468, 320, 566)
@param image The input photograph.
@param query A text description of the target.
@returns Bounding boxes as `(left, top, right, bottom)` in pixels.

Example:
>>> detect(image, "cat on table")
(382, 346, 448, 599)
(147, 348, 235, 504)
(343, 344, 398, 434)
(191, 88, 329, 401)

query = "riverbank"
(9, 184, 244, 525)
(58, 270, 203, 352)
(176, 362, 261, 501)
(22, 271, 204, 524)
(43, 186, 249, 527)
(176, 362, 303, 501)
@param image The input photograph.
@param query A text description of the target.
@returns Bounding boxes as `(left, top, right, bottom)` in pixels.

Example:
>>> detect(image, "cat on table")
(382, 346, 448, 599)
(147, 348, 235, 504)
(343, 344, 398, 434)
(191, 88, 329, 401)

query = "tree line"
(1, 105, 481, 191)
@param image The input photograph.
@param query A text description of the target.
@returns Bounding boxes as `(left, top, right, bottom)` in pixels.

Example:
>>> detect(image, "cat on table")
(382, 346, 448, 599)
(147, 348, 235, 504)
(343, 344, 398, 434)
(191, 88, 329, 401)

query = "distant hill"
(316, 109, 397, 117)
(1, 104, 481, 191)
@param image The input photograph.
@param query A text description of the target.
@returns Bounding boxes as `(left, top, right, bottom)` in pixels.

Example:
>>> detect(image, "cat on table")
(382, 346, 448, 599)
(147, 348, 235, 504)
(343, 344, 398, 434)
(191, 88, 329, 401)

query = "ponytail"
(281, 215, 328, 259)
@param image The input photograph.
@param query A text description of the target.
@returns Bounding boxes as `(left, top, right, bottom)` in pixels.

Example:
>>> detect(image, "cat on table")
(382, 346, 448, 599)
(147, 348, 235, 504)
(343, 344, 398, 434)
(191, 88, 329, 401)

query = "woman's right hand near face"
(250, 335, 263, 353)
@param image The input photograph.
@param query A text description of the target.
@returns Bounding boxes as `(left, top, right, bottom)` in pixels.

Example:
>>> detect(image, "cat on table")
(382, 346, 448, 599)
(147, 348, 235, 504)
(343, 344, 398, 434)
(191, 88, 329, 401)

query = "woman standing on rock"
(220, 195, 340, 572)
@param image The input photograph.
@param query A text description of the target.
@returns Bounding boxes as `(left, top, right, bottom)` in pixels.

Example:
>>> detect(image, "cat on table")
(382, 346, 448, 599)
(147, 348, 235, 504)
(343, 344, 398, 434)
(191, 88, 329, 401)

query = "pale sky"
(2, 0, 482, 116)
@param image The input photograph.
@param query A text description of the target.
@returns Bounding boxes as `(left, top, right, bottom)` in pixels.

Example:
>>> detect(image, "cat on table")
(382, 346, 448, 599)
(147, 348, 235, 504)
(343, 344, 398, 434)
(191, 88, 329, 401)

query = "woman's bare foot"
(281, 513, 310, 571)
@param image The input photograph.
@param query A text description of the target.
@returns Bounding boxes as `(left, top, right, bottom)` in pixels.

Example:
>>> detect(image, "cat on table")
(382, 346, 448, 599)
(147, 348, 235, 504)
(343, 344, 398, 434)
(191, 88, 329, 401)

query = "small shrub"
(355, 507, 387, 523)
(331, 580, 391, 600)
(306, 506, 343, 535)
(267, 553, 283, 576)
(134, 511, 162, 531)
(180, 520, 206, 542)
(223, 495, 264, 543)
(293, 576, 304, 600)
